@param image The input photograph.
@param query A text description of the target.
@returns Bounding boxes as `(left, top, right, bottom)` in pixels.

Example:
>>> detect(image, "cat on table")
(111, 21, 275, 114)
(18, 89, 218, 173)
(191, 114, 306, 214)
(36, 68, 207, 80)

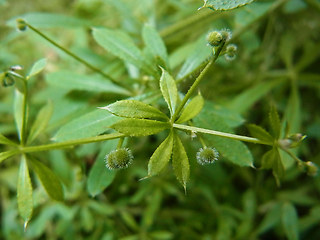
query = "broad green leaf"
(27, 58, 46, 79)
(261, 149, 276, 169)
(247, 124, 273, 143)
(202, 0, 254, 11)
(87, 140, 117, 197)
(141, 189, 162, 230)
(269, 105, 281, 139)
(27, 101, 53, 144)
(53, 109, 120, 142)
(101, 100, 168, 120)
(176, 94, 204, 123)
(257, 203, 281, 234)
(194, 102, 254, 167)
(160, 68, 178, 115)
(142, 24, 169, 68)
(172, 133, 190, 189)
(177, 35, 211, 80)
(7, 12, 90, 28)
(92, 28, 156, 76)
(17, 155, 33, 226)
(111, 119, 170, 137)
(14, 89, 24, 141)
(282, 203, 299, 240)
(30, 158, 64, 201)
(148, 132, 174, 176)
(234, 2, 273, 28)
(46, 71, 130, 95)
(0, 133, 17, 146)
(227, 79, 281, 114)
(0, 150, 20, 163)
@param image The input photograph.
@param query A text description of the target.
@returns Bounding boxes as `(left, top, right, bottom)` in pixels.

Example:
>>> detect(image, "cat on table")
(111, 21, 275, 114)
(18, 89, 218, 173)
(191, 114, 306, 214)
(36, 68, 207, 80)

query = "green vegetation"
(1, 0, 320, 239)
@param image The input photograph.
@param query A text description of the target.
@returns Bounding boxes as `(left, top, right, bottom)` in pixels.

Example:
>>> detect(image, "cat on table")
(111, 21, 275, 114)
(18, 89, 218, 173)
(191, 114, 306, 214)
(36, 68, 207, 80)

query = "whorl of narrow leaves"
(201, 0, 255, 11)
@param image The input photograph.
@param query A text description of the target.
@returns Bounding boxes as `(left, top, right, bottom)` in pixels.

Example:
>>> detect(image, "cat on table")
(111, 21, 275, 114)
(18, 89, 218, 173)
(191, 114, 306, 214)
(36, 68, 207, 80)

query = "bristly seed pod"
(16, 18, 27, 31)
(207, 31, 223, 47)
(305, 161, 318, 177)
(225, 44, 237, 61)
(105, 148, 133, 170)
(196, 147, 219, 165)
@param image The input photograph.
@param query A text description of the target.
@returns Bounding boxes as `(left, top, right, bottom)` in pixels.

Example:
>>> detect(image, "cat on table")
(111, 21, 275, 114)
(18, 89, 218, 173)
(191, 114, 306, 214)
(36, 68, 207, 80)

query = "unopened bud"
(16, 18, 27, 31)
(207, 31, 223, 47)
(306, 161, 318, 177)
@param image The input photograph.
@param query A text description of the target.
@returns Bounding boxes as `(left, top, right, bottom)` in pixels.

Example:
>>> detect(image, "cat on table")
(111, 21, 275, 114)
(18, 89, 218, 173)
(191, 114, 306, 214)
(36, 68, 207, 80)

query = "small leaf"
(142, 24, 169, 68)
(0, 150, 20, 163)
(46, 71, 130, 95)
(27, 101, 53, 144)
(17, 155, 33, 225)
(202, 0, 254, 11)
(0, 133, 17, 146)
(272, 148, 285, 186)
(27, 58, 46, 79)
(148, 132, 174, 176)
(261, 149, 276, 169)
(30, 158, 64, 201)
(159, 68, 178, 116)
(176, 94, 204, 123)
(101, 100, 168, 120)
(247, 124, 274, 143)
(257, 203, 281, 234)
(87, 140, 117, 197)
(172, 133, 190, 189)
(269, 105, 281, 139)
(282, 202, 300, 240)
(53, 109, 120, 142)
(92, 27, 156, 76)
(111, 119, 170, 137)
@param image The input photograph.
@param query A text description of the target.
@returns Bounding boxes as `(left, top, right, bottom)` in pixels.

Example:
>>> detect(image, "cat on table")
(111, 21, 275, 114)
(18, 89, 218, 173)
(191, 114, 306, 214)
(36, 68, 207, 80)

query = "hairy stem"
(20, 133, 125, 154)
(172, 43, 225, 121)
(173, 123, 271, 145)
(24, 22, 119, 85)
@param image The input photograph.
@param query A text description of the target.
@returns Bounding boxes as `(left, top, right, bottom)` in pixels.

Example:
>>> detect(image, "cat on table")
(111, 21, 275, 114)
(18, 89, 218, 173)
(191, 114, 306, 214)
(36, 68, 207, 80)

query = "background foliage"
(1, 0, 320, 239)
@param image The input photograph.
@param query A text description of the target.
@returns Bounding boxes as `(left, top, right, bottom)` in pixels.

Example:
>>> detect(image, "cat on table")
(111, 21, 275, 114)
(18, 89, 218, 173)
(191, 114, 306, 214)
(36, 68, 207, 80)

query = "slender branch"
(172, 43, 225, 121)
(173, 123, 271, 145)
(24, 22, 119, 85)
(20, 133, 125, 153)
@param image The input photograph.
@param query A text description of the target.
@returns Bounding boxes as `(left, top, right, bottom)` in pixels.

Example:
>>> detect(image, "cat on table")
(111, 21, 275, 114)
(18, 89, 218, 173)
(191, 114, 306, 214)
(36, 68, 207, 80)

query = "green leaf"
(148, 132, 174, 176)
(172, 133, 190, 189)
(282, 203, 300, 240)
(87, 140, 117, 197)
(92, 27, 156, 76)
(285, 86, 301, 134)
(0, 150, 20, 163)
(111, 119, 170, 137)
(29, 158, 64, 201)
(177, 35, 211, 80)
(17, 155, 33, 226)
(27, 101, 53, 144)
(14, 89, 24, 141)
(269, 105, 281, 139)
(53, 109, 120, 142)
(176, 94, 204, 123)
(142, 24, 169, 68)
(202, 0, 254, 10)
(46, 71, 130, 95)
(247, 124, 274, 143)
(0, 133, 17, 146)
(194, 102, 254, 167)
(101, 100, 168, 120)
(7, 12, 90, 28)
(272, 148, 285, 186)
(160, 68, 178, 115)
(261, 149, 276, 169)
(257, 203, 281, 234)
(27, 58, 46, 79)
(141, 189, 162, 230)
(227, 79, 281, 114)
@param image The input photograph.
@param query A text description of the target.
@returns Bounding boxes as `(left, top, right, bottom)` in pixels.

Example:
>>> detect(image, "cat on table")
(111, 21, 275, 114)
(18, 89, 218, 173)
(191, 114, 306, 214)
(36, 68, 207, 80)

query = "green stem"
(24, 22, 119, 85)
(172, 44, 225, 121)
(21, 80, 28, 146)
(20, 133, 125, 154)
(173, 123, 271, 145)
